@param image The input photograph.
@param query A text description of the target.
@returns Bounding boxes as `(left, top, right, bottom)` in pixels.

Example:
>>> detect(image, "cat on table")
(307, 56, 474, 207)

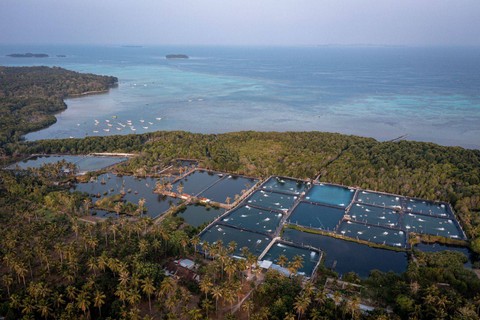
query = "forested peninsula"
(0, 66, 117, 149)
(1, 67, 480, 319)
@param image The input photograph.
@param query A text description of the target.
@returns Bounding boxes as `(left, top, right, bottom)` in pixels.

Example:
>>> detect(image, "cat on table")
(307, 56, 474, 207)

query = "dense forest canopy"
(0, 66, 117, 149)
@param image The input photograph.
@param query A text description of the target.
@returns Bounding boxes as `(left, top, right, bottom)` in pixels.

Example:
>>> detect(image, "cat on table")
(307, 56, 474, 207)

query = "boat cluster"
(90, 116, 162, 133)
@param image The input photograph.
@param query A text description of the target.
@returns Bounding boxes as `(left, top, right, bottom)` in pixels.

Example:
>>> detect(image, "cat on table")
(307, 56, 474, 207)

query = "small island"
(166, 54, 189, 59)
(7, 52, 49, 58)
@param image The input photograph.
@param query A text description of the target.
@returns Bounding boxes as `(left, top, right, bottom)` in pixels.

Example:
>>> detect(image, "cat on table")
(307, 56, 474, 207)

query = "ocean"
(1, 45, 479, 149)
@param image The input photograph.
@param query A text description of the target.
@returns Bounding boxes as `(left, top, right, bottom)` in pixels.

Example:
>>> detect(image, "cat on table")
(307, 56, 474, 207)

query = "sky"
(1, 0, 479, 46)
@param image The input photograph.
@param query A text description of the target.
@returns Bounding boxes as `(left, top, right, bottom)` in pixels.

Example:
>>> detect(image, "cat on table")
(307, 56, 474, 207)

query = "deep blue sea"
(1, 45, 479, 148)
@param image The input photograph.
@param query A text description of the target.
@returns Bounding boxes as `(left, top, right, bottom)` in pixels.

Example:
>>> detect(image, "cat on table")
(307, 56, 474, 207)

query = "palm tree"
(278, 254, 288, 268)
(2, 274, 13, 297)
(294, 293, 310, 320)
(141, 277, 155, 312)
(199, 276, 213, 300)
(225, 258, 237, 281)
(37, 299, 52, 319)
(114, 201, 123, 216)
(76, 289, 91, 318)
(138, 198, 146, 215)
(211, 286, 223, 313)
(242, 299, 254, 320)
(227, 241, 237, 254)
(202, 298, 214, 318)
(223, 288, 236, 312)
(128, 288, 142, 306)
(191, 235, 200, 256)
(94, 290, 106, 318)
(188, 308, 203, 320)
(177, 184, 184, 195)
(115, 285, 128, 306)
(158, 277, 175, 299)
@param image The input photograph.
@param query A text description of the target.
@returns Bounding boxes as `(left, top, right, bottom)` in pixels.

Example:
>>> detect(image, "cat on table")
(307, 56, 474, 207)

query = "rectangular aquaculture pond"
(200, 224, 272, 256)
(356, 190, 403, 209)
(261, 176, 310, 195)
(199, 175, 258, 203)
(282, 228, 408, 278)
(71, 173, 182, 219)
(7, 155, 128, 173)
(176, 204, 225, 227)
(220, 205, 283, 235)
(338, 221, 406, 247)
(246, 190, 298, 212)
(405, 198, 451, 218)
(403, 213, 464, 239)
(305, 183, 355, 207)
(349, 203, 400, 228)
(172, 170, 223, 196)
(288, 202, 345, 231)
(260, 241, 321, 277)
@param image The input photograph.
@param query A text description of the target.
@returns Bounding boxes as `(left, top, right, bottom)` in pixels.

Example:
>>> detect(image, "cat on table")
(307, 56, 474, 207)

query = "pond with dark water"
(261, 176, 310, 195)
(221, 205, 283, 235)
(338, 221, 406, 247)
(288, 202, 345, 231)
(200, 224, 272, 256)
(282, 228, 408, 278)
(199, 175, 258, 203)
(261, 241, 321, 277)
(176, 204, 224, 227)
(246, 190, 297, 212)
(172, 170, 223, 196)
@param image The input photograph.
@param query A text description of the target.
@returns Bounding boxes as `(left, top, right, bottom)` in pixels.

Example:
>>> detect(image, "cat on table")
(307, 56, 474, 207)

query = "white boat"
(143, 126, 148, 129)
(148, 122, 153, 125)
(156, 117, 162, 120)
(116, 127, 122, 131)
(93, 130, 99, 133)
(140, 120, 145, 123)
(103, 129, 110, 132)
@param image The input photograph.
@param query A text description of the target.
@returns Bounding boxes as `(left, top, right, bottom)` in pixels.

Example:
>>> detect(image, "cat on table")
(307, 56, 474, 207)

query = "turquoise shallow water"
(1, 45, 479, 148)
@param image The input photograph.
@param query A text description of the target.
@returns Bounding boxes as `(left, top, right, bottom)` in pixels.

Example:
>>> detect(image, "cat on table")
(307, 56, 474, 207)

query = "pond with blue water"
(403, 213, 464, 239)
(305, 184, 354, 207)
(338, 221, 406, 247)
(349, 203, 400, 228)
(200, 224, 272, 256)
(199, 175, 258, 203)
(261, 242, 321, 277)
(172, 170, 223, 196)
(405, 198, 450, 218)
(356, 191, 403, 208)
(246, 190, 297, 212)
(261, 176, 309, 195)
(282, 228, 408, 278)
(71, 173, 182, 218)
(176, 204, 224, 227)
(220, 205, 283, 235)
(288, 202, 345, 231)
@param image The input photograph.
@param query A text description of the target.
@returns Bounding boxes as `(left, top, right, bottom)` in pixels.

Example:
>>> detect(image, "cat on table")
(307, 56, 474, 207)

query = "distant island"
(7, 52, 49, 58)
(166, 54, 189, 59)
